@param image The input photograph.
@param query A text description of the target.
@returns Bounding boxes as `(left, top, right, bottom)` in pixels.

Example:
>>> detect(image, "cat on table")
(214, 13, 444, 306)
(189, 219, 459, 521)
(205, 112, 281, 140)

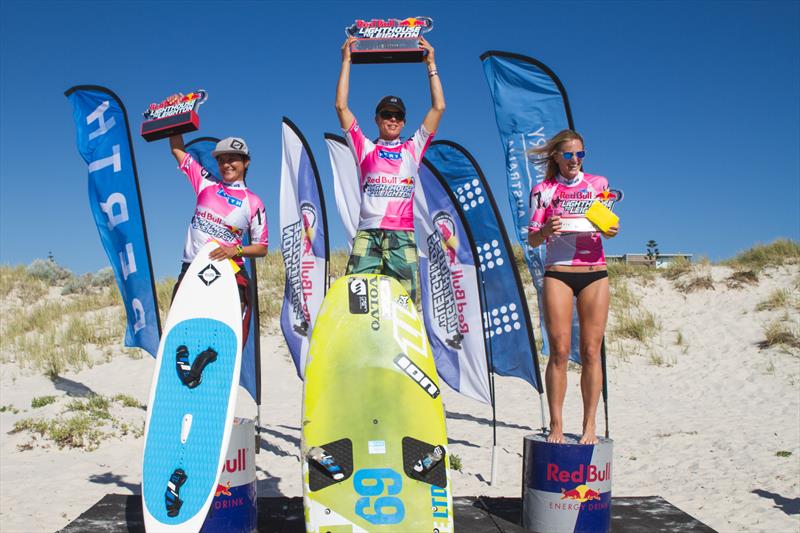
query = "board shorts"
(346, 229, 419, 302)
(173, 261, 252, 341)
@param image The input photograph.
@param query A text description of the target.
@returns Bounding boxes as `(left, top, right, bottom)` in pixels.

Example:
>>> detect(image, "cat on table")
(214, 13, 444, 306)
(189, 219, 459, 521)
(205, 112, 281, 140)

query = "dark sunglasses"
(379, 110, 405, 121)
(217, 154, 245, 164)
(561, 151, 586, 160)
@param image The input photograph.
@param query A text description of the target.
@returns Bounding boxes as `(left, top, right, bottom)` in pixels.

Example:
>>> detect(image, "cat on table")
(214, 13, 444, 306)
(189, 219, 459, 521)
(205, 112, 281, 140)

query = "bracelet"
(235, 245, 244, 258)
(428, 70, 438, 78)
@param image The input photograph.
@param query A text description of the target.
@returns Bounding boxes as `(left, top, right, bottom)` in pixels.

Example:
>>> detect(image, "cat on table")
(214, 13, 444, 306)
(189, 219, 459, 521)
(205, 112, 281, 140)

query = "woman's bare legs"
(542, 276, 575, 443)
(576, 276, 610, 444)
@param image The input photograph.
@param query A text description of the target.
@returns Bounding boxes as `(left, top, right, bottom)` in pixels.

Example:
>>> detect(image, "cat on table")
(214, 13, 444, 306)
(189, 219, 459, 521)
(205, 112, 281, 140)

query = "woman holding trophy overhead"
(334, 34, 445, 303)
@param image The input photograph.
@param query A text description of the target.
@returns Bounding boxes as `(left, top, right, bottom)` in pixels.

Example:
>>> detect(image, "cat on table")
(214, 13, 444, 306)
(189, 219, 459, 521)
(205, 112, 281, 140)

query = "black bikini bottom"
(544, 270, 608, 296)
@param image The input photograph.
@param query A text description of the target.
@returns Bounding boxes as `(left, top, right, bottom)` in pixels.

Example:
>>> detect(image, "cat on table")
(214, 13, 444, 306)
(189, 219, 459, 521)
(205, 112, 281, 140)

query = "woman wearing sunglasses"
(334, 35, 445, 302)
(527, 129, 619, 445)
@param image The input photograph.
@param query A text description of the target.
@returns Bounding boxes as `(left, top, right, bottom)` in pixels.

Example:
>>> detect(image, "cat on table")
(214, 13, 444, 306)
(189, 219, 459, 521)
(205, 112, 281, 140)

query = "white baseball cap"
(212, 137, 249, 158)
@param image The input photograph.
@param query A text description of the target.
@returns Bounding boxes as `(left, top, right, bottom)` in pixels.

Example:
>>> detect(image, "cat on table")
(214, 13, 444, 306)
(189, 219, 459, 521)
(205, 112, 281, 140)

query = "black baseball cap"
(375, 95, 406, 116)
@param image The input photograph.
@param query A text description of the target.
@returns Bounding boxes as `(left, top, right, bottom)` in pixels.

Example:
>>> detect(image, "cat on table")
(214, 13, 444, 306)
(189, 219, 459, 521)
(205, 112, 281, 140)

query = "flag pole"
(601, 338, 609, 438)
(478, 271, 499, 486)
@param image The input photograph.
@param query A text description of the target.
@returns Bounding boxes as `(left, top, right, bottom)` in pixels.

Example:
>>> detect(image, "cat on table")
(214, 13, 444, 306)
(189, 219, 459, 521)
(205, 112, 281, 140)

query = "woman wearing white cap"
(167, 131, 268, 340)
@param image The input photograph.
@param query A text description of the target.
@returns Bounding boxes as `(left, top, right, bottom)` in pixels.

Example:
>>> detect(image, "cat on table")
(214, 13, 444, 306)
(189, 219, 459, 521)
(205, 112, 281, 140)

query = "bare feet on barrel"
(580, 423, 598, 445)
(547, 423, 564, 444)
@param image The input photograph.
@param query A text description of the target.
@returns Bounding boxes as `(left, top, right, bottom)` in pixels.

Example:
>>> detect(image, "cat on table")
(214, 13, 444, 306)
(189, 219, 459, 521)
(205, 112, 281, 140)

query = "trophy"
(346, 17, 433, 64)
(140, 91, 207, 142)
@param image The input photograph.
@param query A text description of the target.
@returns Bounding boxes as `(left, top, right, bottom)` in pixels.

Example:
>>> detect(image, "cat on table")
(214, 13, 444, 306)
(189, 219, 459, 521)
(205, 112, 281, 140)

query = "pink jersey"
(179, 153, 268, 265)
(528, 172, 608, 268)
(344, 119, 434, 231)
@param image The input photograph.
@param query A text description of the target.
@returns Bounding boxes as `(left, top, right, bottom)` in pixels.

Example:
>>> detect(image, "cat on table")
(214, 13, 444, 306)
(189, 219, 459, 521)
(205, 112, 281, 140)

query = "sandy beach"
(1, 260, 798, 532)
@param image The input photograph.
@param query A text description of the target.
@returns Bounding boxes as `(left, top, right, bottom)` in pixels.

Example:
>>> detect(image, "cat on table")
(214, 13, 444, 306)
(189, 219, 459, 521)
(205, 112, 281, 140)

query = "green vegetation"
(2, 240, 798, 380)
(0, 404, 20, 414)
(12, 414, 104, 450)
(725, 269, 759, 289)
(756, 289, 796, 312)
(0, 262, 127, 377)
(11, 394, 147, 451)
(606, 262, 657, 282)
(675, 275, 715, 293)
(662, 257, 693, 281)
(724, 239, 800, 272)
(449, 454, 463, 472)
(776, 450, 792, 458)
(66, 394, 112, 419)
(31, 395, 56, 408)
(113, 394, 145, 409)
(612, 310, 659, 342)
(760, 318, 800, 352)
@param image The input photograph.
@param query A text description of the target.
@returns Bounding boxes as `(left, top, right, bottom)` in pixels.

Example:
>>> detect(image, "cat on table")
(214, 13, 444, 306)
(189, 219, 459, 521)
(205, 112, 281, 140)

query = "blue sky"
(1, 0, 798, 278)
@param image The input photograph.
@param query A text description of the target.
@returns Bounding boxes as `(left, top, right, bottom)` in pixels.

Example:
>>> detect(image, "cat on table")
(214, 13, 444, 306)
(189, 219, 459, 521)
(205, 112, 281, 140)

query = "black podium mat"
(59, 494, 716, 532)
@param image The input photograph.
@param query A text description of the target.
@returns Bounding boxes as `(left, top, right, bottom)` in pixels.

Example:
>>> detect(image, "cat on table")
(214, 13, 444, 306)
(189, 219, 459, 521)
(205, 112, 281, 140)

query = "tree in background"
(646, 240, 660, 267)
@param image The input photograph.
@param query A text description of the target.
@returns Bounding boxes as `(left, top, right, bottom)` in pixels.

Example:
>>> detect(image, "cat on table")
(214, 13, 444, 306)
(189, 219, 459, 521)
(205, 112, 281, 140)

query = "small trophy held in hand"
(140, 91, 207, 142)
(346, 17, 433, 64)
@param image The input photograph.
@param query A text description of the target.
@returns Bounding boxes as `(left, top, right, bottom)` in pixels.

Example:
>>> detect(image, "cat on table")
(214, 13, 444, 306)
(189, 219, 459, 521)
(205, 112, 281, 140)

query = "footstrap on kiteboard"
(175, 346, 218, 388)
(165, 468, 187, 517)
(403, 437, 448, 487)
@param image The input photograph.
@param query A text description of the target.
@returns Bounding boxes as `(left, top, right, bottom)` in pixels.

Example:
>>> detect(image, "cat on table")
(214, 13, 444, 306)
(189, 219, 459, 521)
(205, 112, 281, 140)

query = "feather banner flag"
(481, 51, 581, 362)
(65, 85, 161, 357)
(425, 141, 542, 392)
(280, 118, 329, 378)
(415, 161, 492, 404)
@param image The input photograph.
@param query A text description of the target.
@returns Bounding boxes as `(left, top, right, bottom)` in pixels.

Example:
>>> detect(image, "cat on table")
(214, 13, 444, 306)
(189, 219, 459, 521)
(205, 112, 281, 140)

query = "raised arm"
(169, 134, 187, 165)
(160, 94, 188, 164)
(335, 36, 357, 131)
(420, 36, 445, 134)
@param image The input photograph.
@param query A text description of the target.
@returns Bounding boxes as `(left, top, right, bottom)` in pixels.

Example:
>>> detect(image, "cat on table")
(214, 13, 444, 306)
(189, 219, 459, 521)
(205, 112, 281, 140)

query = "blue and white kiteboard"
(142, 242, 242, 532)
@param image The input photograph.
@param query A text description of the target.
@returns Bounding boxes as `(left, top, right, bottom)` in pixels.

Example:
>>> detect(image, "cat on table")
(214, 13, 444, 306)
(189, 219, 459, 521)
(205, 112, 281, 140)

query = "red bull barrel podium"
(201, 418, 257, 533)
(522, 434, 613, 533)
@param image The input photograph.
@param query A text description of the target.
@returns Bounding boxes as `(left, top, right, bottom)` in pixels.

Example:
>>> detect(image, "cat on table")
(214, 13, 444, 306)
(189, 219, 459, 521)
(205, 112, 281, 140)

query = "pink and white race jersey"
(528, 172, 608, 268)
(179, 153, 268, 265)
(344, 119, 434, 231)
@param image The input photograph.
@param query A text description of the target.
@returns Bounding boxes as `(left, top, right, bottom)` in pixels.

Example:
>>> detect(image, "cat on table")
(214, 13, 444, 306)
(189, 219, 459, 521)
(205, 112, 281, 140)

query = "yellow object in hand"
(585, 201, 619, 234)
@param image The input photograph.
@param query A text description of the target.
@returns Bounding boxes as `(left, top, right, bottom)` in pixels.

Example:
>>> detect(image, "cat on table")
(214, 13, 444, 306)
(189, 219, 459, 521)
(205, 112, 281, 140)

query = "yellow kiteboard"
(302, 274, 453, 533)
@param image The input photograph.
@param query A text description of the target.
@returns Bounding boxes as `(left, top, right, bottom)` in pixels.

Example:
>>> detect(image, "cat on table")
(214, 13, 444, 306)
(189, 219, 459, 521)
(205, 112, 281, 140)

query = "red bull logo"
(547, 462, 611, 484)
(551, 484, 608, 512)
(143, 90, 207, 120)
(354, 17, 430, 29)
(215, 481, 232, 497)
(560, 485, 601, 502)
(347, 16, 433, 39)
(223, 448, 247, 474)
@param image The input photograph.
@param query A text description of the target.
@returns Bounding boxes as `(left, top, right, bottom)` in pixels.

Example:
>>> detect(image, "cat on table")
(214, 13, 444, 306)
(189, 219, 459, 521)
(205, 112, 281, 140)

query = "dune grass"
(31, 395, 56, 408)
(2, 239, 798, 379)
(661, 257, 693, 281)
(760, 318, 800, 352)
(612, 309, 659, 343)
(11, 394, 147, 451)
(756, 289, 796, 312)
(726, 269, 759, 289)
(724, 239, 800, 272)
(675, 274, 715, 293)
